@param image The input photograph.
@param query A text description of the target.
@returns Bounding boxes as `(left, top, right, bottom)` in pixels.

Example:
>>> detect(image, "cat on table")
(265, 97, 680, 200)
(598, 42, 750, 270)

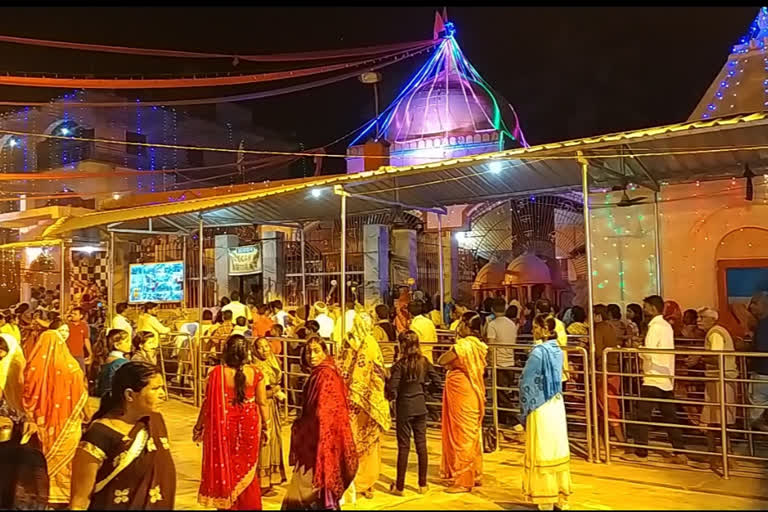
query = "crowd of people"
(1, 281, 767, 510)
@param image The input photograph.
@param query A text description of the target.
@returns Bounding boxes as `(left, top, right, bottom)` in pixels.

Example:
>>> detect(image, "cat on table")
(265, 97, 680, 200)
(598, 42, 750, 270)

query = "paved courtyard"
(158, 399, 768, 510)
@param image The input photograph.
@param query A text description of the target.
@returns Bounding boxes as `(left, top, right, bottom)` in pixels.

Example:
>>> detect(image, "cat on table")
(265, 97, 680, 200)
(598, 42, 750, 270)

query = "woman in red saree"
(282, 336, 359, 510)
(23, 319, 88, 506)
(195, 335, 270, 510)
(437, 312, 488, 494)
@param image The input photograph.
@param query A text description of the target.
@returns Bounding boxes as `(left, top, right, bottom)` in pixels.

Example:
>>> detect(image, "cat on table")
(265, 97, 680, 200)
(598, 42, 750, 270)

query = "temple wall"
(658, 178, 768, 311)
(588, 178, 768, 313)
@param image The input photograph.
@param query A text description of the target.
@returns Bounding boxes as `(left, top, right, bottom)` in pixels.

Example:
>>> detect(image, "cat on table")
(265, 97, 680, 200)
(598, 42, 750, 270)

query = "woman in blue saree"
(520, 314, 572, 511)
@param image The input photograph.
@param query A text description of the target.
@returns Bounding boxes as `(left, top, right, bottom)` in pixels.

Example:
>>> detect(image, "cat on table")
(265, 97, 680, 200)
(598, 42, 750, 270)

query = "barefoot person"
(520, 315, 572, 510)
(195, 335, 270, 510)
(437, 312, 487, 494)
(281, 336, 358, 510)
(338, 313, 391, 500)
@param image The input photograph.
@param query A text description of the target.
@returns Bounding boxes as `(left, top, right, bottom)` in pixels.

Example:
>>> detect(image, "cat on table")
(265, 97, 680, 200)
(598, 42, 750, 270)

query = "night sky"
(0, 7, 759, 157)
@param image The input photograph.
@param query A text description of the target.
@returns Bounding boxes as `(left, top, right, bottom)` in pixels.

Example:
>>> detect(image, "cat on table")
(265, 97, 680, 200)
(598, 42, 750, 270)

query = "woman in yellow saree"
(520, 315, 572, 510)
(338, 312, 391, 500)
(23, 319, 88, 506)
(437, 312, 487, 494)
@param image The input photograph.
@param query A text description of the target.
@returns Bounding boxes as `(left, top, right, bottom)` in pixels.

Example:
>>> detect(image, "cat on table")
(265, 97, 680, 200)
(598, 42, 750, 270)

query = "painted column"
(214, 234, 238, 301)
(440, 228, 460, 304)
(261, 230, 285, 304)
(363, 224, 389, 307)
(391, 229, 417, 289)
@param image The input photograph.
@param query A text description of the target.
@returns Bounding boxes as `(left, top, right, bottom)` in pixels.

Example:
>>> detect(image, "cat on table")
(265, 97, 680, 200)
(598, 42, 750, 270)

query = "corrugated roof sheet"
(41, 111, 768, 238)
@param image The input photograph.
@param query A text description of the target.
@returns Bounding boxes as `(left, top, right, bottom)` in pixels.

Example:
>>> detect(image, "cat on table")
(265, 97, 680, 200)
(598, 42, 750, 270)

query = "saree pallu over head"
(338, 313, 391, 453)
(290, 358, 358, 508)
(519, 340, 563, 425)
(198, 365, 262, 509)
(453, 335, 489, 418)
(22, 329, 87, 504)
(252, 353, 281, 387)
(0, 332, 26, 415)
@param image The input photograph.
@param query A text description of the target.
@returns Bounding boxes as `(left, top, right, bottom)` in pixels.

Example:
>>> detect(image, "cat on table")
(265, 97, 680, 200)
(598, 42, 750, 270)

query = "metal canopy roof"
(41, 111, 768, 238)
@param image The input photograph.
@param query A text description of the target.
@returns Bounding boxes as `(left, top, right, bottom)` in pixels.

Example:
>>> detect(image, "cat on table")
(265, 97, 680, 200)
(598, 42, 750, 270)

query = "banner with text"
(228, 245, 262, 276)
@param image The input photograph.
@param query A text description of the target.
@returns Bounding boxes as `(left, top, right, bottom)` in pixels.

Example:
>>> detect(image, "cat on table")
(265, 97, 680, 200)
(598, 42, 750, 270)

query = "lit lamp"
(359, 71, 383, 139)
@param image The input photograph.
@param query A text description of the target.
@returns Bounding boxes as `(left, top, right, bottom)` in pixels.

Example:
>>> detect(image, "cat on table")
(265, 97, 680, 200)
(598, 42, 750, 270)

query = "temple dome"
(472, 260, 507, 291)
(386, 70, 504, 143)
(503, 252, 552, 286)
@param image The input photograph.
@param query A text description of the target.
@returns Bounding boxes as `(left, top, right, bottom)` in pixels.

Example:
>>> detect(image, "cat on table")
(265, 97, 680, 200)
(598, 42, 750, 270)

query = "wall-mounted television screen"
(128, 261, 184, 304)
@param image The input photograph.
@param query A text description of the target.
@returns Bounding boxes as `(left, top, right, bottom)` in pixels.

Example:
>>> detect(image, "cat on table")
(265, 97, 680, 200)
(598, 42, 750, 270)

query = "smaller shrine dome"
(504, 252, 552, 286)
(472, 260, 507, 290)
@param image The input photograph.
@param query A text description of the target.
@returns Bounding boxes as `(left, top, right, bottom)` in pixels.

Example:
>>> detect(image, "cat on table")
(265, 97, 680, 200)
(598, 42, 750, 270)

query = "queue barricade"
(602, 347, 768, 479)
(157, 331, 195, 401)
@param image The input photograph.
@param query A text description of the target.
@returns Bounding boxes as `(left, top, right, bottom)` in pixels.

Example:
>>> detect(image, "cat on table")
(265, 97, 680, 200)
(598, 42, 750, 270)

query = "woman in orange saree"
(23, 319, 88, 506)
(195, 335, 270, 510)
(437, 312, 488, 494)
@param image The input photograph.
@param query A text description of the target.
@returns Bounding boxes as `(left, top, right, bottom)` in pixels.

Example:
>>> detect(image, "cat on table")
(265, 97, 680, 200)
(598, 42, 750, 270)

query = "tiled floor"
(161, 399, 768, 510)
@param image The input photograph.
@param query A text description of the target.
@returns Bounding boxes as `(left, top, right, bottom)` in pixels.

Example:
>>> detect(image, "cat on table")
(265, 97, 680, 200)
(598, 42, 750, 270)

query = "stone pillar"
(363, 224, 389, 307)
(215, 234, 239, 301)
(440, 229, 460, 303)
(261, 230, 285, 304)
(391, 229, 417, 289)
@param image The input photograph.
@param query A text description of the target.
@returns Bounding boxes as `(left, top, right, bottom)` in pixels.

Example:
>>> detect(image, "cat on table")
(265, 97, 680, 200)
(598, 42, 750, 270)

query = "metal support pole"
(108, 231, 115, 324)
(196, 217, 204, 408)
(719, 354, 730, 479)
(437, 213, 445, 327)
(300, 224, 307, 306)
(577, 151, 601, 462)
(340, 189, 347, 340)
(59, 241, 66, 316)
(653, 191, 663, 296)
(490, 346, 500, 450)
(283, 337, 289, 420)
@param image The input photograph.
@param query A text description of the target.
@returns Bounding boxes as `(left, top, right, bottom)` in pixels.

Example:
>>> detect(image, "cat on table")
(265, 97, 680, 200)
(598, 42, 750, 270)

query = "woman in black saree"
(70, 361, 176, 510)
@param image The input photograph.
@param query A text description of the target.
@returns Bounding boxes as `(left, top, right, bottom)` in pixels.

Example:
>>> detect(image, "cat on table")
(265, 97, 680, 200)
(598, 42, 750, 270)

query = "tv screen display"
(128, 261, 185, 304)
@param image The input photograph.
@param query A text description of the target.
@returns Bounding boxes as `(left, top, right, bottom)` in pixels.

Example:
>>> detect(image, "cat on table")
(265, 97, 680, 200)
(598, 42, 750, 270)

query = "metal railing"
(602, 347, 768, 479)
(157, 332, 195, 400)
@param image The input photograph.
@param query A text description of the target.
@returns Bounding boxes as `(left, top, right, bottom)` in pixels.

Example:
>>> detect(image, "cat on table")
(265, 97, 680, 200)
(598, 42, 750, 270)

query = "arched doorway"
(715, 227, 768, 337)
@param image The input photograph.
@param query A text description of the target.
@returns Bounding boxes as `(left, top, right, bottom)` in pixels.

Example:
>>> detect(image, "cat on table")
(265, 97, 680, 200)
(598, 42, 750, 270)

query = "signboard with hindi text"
(228, 245, 262, 276)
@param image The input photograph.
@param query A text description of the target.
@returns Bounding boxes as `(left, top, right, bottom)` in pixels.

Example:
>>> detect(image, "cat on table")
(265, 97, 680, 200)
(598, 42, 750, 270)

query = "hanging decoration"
(744, 163, 755, 200)
(0, 33, 437, 62)
(0, 46, 434, 89)
(0, 46, 432, 107)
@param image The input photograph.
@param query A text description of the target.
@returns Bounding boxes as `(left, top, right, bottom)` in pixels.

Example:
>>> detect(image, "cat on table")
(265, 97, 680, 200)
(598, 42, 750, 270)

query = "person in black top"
(386, 330, 442, 496)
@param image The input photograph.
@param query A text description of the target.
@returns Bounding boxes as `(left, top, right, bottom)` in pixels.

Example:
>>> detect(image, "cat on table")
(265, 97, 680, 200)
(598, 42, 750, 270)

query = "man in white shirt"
(409, 301, 437, 363)
(111, 302, 133, 342)
(313, 301, 334, 339)
(621, 295, 687, 464)
(221, 291, 252, 324)
(271, 300, 288, 329)
(487, 299, 521, 431)
(137, 302, 171, 347)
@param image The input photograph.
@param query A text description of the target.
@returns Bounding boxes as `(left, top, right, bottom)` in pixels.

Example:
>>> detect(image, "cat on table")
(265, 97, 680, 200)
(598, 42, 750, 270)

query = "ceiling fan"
(608, 181, 648, 207)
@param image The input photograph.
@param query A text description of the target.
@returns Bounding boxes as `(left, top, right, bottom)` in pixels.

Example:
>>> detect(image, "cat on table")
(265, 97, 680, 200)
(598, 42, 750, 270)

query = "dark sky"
(0, 6, 758, 153)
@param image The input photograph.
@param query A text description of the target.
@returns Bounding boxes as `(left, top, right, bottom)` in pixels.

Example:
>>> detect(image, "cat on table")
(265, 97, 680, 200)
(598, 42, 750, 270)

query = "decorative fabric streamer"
(0, 47, 432, 89)
(0, 34, 437, 62)
(0, 46, 435, 107)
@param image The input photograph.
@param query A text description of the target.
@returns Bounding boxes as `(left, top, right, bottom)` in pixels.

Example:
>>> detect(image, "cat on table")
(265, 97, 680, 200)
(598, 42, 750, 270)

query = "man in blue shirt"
(748, 291, 768, 430)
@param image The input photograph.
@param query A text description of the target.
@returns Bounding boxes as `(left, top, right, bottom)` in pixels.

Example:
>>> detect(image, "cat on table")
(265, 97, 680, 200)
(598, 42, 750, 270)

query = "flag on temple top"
(433, 11, 445, 40)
